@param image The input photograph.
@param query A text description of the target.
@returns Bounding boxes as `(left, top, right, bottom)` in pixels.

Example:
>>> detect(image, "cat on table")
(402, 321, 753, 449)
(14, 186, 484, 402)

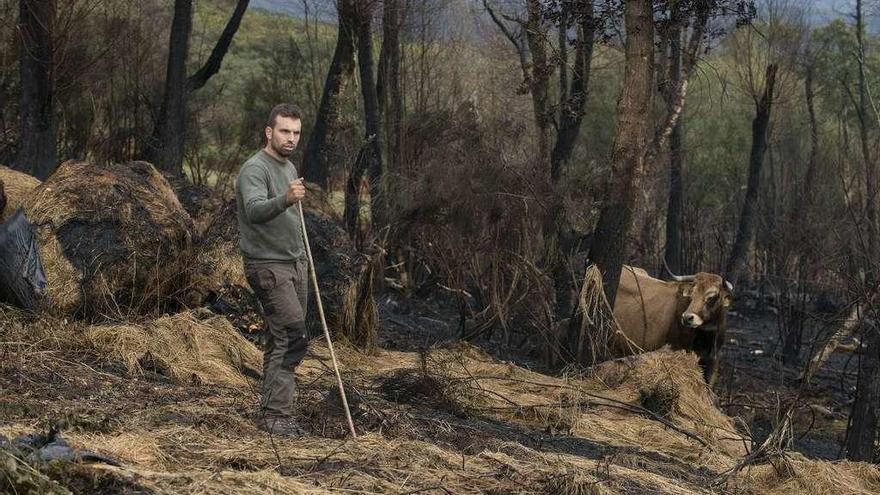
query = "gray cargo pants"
(244, 259, 309, 418)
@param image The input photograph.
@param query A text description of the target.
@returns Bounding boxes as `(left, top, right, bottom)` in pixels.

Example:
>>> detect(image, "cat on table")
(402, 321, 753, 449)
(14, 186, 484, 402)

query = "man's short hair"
(266, 103, 304, 128)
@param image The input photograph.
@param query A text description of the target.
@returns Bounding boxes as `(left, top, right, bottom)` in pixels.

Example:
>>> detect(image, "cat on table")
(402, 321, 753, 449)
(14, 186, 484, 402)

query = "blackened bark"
(550, 3, 595, 183)
(547, 4, 597, 320)
(587, 0, 654, 307)
(664, 23, 684, 276)
(725, 64, 778, 287)
(377, 0, 402, 179)
(145, 0, 249, 176)
(345, 1, 384, 235)
(847, 0, 880, 462)
(15, 0, 56, 180)
(188, 0, 250, 92)
(847, 321, 880, 461)
(558, 9, 569, 105)
(524, 0, 552, 176)
(144, 0, 193, 175)
(304, 0, 357, 189)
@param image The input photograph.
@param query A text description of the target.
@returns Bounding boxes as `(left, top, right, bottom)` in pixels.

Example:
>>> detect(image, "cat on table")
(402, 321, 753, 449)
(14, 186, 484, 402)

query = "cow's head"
(663, 260, 733, 328)
(671, 272, 733, 328)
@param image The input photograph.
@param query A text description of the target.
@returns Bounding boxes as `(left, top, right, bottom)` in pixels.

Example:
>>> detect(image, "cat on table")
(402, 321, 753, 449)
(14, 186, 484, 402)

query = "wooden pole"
(298, 201, 357, 439)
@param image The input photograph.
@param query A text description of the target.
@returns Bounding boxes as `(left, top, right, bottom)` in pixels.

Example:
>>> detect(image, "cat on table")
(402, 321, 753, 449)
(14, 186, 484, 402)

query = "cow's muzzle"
(681, 312, 703, 328)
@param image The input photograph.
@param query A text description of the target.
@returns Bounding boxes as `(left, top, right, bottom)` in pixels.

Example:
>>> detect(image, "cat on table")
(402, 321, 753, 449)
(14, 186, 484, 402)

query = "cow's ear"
(680, 284, 693, 297)
(722, 293, 732, 308)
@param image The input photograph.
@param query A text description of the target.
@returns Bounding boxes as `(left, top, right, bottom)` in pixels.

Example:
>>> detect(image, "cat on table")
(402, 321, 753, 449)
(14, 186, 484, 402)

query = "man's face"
(265, 116, 302, 158)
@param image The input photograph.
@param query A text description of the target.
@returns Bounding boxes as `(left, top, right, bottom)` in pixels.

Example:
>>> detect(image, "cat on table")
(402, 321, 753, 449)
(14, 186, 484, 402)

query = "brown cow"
(613, 265, 733, 385)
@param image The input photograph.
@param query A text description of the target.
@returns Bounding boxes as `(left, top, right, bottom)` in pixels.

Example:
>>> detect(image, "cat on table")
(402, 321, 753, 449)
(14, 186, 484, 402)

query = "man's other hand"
(286, 178, 306, 205)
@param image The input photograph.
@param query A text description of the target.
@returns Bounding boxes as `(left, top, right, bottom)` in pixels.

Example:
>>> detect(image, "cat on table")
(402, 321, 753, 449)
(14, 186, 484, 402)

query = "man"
(236, 103, 309, 437)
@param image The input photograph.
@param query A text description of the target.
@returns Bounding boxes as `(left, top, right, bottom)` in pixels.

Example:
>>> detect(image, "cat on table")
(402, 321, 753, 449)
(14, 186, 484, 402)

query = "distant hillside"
(249, 0, 336, 20)
(248, 0, 868, 31)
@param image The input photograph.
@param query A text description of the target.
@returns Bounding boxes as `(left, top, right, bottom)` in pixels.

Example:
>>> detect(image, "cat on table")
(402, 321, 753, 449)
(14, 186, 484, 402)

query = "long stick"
(298, 202, 357, 439)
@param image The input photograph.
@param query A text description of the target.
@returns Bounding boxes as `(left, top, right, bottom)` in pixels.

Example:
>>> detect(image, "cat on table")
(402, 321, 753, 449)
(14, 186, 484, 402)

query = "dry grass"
(732, 454, 880, 494)
(192, 240, 248, 290)
(85, 310, 262, 387)
(560, 265, 647, 369)
(21, 160, 196, 316)
(0, 164, 41, 221)
(3, 308, 880, 494)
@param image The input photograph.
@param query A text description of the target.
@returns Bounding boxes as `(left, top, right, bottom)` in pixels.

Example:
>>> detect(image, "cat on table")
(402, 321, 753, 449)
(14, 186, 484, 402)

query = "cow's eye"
(707, 294, 718, 304)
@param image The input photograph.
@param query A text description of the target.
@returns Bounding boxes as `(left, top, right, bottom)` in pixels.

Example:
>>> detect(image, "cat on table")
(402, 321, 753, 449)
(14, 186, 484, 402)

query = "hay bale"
(85, 310, 261, 387)
(21, 160, 196, 316)
(0, 165, 41, 221)
(592, 349, 746, 457)
(746, 454, 880, 494)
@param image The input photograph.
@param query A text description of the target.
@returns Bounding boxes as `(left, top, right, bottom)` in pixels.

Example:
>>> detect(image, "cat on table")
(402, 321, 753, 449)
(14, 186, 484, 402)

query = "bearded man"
(235, 103, 309, 436)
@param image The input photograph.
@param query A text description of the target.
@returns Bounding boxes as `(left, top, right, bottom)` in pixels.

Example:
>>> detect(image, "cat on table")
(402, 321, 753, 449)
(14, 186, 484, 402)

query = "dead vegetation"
(4, 299, 878, 494)
(21, 160, 196, 317)
(0, 164, 41, 221)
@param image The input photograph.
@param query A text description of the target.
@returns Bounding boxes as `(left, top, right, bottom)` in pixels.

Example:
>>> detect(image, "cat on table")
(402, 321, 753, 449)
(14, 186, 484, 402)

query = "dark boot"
(258, 416, 307, 437)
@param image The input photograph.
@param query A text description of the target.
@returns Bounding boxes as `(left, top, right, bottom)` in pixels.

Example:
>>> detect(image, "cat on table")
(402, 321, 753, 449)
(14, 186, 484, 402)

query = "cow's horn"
(663, 257, 695, 282)
(724, 280, 734, 292)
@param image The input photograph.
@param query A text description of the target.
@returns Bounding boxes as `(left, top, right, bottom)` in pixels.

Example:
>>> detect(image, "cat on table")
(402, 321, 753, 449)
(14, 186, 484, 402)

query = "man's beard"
(272, 140, 294, 157)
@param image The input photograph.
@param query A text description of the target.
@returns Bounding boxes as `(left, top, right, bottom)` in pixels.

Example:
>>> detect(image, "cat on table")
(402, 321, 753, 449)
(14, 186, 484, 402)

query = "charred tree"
(846, 0, 880, 462)
(344, 1, 384, 241)
(304, 0, 357, 189)
(725, 64, 778, 287)
(14, 0, 56, 180)
(847, 318, 880, 461)
(377, 0, 403, 181)
(359, 1, 385, 231)
(145, 0, 250, 176)
(587, 0, 655, 307)
(663, 19, 684, 277)
(550, 1, 596, 183)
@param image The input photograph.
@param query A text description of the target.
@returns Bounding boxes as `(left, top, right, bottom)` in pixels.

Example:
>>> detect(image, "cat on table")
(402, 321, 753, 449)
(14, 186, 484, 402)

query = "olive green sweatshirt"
(235, 150, 304, 262)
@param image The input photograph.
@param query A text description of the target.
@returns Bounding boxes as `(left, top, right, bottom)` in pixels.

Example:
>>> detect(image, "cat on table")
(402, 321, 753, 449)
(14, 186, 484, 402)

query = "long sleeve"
(237, 165, 289, 224)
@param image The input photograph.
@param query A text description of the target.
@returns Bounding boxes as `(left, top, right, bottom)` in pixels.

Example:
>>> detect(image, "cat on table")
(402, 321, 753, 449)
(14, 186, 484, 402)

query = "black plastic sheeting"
(0, 208, 47, 310)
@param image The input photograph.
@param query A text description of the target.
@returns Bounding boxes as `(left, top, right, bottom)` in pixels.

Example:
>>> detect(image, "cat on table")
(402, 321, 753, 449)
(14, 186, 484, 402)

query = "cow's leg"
(693, 328, 725, 386)
(707, 326, 726, 387)
(692, 329, 717, 384)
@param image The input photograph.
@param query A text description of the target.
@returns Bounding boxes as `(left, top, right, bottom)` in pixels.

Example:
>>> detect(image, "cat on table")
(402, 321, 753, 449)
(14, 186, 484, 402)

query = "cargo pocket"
(257, 268, 277, 291)
(247, 266, 277, 292)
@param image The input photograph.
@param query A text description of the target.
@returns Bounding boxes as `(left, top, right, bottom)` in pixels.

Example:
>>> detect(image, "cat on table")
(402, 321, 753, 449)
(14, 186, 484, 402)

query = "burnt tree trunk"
(847, 321, 880, 461)
(725, 64, 778, 287)
(344, 1, 384, 241)
(587, 0, 654, 307)
(304, 0, 357, 189)
(847, 0, 880, 462)
(663, 22, 684, 277)
(15, 0, 56, 180)
(547, 4, 597, 319)
(358, 2, 384, 231)
(550, 2, 596, 183)
(144, 0, 193, 175)
(377, 0, 403, 181)
(524, 0, 553, 176)
(145, 0, 249, 176)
